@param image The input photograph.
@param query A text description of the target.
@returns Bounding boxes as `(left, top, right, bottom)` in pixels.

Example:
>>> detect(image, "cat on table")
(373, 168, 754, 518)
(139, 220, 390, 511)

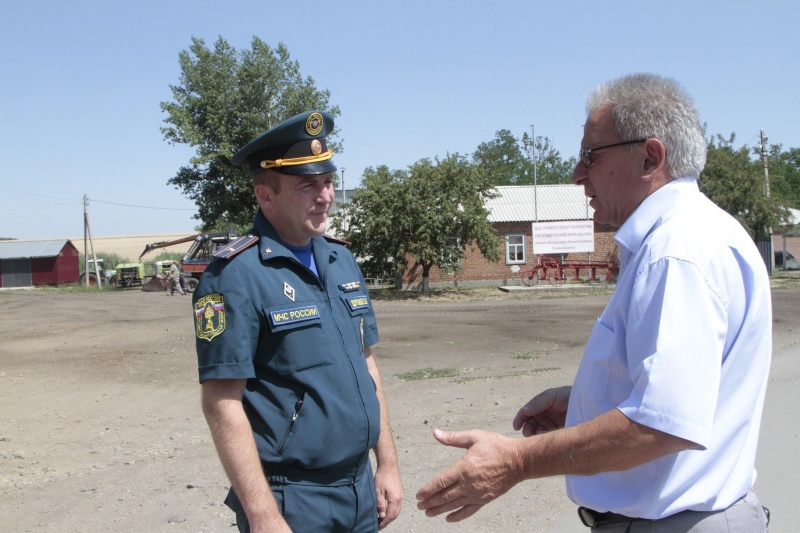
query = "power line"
(89, 198, 195, 211)
(0, 176, 195, 211)
(0, 190, 78, 206)
(0, 176, 79, 203)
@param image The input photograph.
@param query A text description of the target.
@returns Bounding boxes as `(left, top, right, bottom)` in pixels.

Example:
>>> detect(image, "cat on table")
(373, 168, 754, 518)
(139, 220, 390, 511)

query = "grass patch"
(455, 367, 561, 383)
(771, 271, 800, 289)
(395, 367, 462, 381)
(2, 284, 119, 295)
(511, 349, 547, 360)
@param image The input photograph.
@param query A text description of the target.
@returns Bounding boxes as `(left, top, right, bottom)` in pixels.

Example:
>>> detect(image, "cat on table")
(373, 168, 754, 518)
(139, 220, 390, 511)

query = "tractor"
(79, 259, 117, 287)
(139, 232, 238, 293)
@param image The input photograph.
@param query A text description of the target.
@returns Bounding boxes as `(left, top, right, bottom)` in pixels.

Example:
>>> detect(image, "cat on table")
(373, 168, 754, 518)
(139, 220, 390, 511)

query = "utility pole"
(83, 194, 101, 287)
(530, 124, 538, 222)
(84, 194, 89, 286)
(760, 130, 774, 274)
(530, 124, 539, 266)
(341, 167, 347, 232)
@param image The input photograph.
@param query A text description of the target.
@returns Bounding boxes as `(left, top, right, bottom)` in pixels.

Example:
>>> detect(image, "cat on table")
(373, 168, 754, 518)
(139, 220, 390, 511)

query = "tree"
(473, 129, 575, 186)
(521, 132, 578, 185)
(332, 165, 408, 281)
(334, 155, 501, 293)
(472, 129, 528, 185)
(767, 144, 800, 211)
(699, 135, 789, 240)
(160, 36, 339, 229)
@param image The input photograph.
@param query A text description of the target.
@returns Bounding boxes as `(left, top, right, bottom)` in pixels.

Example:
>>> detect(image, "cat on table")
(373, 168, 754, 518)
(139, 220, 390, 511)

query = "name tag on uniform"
(269, 305, 321, 327)
(346, 295, 370, 311)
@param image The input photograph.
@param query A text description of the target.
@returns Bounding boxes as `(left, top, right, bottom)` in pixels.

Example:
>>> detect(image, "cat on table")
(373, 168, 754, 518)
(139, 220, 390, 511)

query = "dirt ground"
(1, 280, 798, 532)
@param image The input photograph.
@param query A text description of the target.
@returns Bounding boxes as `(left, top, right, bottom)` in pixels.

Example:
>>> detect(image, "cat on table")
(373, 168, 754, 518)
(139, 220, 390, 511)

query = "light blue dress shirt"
(566, 177, 772, 519)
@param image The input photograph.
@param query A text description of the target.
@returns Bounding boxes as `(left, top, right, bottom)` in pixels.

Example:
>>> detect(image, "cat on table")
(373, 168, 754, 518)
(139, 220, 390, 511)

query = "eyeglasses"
(579, 139, 647, 167)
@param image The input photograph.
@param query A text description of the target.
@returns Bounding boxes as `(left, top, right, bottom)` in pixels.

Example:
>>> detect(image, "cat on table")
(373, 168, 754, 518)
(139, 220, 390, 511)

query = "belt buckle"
(578, 506, 597, 527)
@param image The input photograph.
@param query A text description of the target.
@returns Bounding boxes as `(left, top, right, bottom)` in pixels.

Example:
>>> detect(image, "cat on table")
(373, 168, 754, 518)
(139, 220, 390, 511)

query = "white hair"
(586, 73, 707, 179)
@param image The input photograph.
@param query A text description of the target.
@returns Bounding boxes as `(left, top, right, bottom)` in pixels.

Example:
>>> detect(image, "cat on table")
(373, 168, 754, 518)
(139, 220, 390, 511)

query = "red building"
(0, 239, 80, 288)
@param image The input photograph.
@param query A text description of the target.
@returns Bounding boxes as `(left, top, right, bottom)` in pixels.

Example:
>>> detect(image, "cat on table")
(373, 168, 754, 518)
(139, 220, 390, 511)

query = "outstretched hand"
(415, 428, 524, 523)
(512, 386, 571, 437)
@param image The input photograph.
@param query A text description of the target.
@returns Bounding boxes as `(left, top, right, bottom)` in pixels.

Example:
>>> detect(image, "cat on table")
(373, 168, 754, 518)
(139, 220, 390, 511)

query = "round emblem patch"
(305, 112, 324, 136)
(310, 139, 322, 155)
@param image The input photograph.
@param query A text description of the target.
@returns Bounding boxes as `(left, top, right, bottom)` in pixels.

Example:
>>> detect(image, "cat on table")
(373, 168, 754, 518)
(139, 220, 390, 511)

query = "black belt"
(262, 455, 368, 486)
(579, 494, 770, 528)
(578, 506, 639, 528)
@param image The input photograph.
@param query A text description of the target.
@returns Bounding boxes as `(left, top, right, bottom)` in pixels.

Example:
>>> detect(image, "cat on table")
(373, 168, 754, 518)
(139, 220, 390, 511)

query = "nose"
(317, 181, 334, 203)
(572, 161, 588, 185)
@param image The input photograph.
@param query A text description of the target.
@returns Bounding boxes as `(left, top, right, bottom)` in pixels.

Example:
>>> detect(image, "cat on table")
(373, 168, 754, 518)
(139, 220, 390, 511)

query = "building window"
(505, 234, 526, 264)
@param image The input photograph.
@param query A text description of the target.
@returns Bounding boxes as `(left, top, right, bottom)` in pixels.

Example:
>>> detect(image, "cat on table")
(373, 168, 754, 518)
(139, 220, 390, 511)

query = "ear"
(641, 138, 667, 179)
(254, 182, 275, 211)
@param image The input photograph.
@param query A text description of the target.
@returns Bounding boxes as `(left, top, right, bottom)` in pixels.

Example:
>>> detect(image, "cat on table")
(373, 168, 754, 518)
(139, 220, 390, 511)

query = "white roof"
(788, 207, 800, 226)
(486, 185, 593, 222)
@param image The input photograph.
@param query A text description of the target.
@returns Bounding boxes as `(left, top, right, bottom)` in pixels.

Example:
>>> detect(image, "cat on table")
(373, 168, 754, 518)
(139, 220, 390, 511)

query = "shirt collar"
(251, 209, 336, 263)
(614, 177, 699, 257)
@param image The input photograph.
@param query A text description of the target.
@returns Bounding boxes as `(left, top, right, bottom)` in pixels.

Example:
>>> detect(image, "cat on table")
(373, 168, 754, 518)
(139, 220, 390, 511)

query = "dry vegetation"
(70, 233, 193, 262)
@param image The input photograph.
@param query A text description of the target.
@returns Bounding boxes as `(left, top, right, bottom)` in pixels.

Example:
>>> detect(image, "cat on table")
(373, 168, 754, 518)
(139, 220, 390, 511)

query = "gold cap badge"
(305, 112, 324, 136)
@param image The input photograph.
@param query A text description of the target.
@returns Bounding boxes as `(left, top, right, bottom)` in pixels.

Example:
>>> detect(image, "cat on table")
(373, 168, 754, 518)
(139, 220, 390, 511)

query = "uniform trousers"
(582, 490, 769, 532)
(226, 456, 378, 533)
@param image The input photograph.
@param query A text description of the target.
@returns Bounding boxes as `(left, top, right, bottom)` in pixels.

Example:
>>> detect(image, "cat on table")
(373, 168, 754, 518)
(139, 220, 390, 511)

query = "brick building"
(400, 185, 618, 288)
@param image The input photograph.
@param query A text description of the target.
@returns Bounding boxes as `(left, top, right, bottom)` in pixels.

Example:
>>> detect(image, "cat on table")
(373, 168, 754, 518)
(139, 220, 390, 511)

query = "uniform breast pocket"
(340, 294, 370, 349)
(265, 304, 333, 375)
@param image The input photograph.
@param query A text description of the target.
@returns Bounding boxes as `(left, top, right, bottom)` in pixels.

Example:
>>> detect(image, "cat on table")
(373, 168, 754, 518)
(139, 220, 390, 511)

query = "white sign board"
(532, 221, 595, 254)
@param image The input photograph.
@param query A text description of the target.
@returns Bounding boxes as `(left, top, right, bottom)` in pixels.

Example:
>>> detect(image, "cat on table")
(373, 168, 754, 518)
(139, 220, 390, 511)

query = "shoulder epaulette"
(212, 234, 259, 260)
(322, 234, 351, 246)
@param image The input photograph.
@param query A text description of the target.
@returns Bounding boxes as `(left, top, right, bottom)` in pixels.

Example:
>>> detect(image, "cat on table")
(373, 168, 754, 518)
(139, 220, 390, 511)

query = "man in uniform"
(194, 110, 402, 532)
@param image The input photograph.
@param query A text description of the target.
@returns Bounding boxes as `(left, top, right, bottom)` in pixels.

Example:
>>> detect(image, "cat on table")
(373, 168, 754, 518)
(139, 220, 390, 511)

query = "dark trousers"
(225, 458, 378, 533)
(582, 490, 769, 532)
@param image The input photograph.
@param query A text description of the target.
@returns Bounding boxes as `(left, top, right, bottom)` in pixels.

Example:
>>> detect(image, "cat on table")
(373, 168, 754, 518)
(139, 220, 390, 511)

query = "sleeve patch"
(195, 294, 226, 341)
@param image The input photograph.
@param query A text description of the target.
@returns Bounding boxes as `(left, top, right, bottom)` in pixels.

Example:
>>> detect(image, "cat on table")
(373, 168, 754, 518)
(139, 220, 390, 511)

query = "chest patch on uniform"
(269, 305, 321, 327)
(338, 281, 361, 292)
(346, 295, 370, 311)
(284, 281, 296, 302)
(195, 294, 226, 342)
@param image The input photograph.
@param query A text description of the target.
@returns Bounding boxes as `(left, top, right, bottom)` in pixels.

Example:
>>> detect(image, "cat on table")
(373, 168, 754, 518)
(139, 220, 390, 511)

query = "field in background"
(70, 233, 193, 262)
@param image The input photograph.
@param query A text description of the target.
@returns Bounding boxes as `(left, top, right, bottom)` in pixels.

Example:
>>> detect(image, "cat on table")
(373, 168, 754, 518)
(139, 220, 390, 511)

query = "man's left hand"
(374, 463, 403, 529)
(415, 429, 524, 522)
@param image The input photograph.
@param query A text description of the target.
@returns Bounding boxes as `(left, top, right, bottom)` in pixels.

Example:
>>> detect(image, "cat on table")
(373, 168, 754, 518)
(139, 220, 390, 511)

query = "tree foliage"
(699, 135, 789, 240)
(333, 155, 501, 292)
(161, 36, 339, 229)
(472, 129, 576, 186)
(767, 145, 800, 213)
(472, 129, 528, 185)
(522, 132, 578, 185)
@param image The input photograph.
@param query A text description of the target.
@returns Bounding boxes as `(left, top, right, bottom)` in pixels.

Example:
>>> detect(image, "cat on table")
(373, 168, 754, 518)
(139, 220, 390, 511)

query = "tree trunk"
(421, 263, 433, 293)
